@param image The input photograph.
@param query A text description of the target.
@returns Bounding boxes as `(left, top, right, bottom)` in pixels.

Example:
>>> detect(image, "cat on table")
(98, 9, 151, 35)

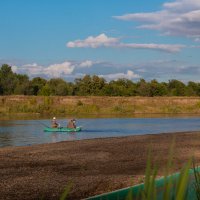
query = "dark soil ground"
(1, 131, 200, 200)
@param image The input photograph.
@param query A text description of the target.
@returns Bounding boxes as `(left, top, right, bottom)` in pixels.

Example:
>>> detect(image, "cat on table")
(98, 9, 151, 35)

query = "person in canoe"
(51, 117, 59, 128)
(67, 119, 76, 129)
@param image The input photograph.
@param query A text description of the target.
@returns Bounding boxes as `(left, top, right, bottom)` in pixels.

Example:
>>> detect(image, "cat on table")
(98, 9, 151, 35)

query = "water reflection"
(50, 132, 77, 143)
(0, 117, 200, 147)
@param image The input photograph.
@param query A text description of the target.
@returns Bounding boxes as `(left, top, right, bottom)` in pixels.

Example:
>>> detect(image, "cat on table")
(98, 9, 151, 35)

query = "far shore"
(1, 131, 200, 199)
(2, 96, 200, 117)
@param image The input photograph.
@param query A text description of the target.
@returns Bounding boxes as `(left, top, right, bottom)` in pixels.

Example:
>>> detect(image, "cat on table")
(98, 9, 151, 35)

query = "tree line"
(0, 64, 200, 96)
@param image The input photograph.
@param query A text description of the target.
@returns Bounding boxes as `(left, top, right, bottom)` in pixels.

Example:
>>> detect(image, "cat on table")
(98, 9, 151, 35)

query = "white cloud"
(114, 0, 200, 40)
(12, 62, 75, 78)
(100, 70, 140, 80)
(43, 62, 74, 77)
(163, 0, 200, 12)
(67, 33, 119, 48)
(11, 65, 18, 73)
(12, 60, 103, 78)
(12, 63, 43, 75)
(10, 59, 200, 83)
(119, 43, 184, 52)
(78, 60, 94, 68)
(195, 38, 200, 42)
(190, 45, 200, 48)
(67, 33, 184, 53)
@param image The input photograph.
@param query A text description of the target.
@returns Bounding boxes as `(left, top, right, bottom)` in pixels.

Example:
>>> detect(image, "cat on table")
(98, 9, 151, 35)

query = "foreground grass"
(1, 96, 200, 117)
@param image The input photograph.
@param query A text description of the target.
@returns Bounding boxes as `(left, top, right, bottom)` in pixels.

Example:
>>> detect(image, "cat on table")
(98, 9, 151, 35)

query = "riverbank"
(1, 96, 200, 117)
(0, 131, 200, 200)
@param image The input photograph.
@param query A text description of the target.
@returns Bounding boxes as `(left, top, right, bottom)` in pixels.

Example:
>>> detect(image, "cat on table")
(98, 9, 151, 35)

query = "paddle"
(36, 120, 65, 129)
(35, 120, 50, 128)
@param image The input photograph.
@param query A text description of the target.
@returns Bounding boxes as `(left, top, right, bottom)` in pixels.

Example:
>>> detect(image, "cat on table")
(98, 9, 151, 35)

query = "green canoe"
(86, 168, 199, 200)
(44, 126, 82, 132)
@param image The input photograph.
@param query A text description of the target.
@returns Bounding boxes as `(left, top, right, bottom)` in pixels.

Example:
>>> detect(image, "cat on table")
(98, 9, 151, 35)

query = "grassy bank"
(1, 95, 200, 117)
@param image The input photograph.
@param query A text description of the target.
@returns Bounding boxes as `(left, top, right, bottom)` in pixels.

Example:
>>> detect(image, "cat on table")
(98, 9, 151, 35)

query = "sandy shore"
(1, 131, 200, 200)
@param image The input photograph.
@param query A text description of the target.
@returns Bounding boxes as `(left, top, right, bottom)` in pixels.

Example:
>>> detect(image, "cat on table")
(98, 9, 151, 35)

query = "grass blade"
(59, 182, 73, 200)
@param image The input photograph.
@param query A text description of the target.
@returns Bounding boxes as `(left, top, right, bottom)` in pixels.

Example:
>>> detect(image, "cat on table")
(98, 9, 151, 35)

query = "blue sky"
(0, 0, 200, 82)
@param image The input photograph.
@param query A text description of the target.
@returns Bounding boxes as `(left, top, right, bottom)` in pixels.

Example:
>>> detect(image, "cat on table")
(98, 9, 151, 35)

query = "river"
(0, 116, 200, 147)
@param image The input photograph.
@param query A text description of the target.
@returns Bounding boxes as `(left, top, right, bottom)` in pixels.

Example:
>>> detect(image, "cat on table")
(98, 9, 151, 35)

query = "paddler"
(67, 119, 76, 128)
(51, 117, 59, 128)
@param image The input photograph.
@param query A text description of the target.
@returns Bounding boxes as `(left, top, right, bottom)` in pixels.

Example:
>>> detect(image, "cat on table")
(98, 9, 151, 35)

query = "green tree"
(39, 84, 51, 96)
(186, 81, 199, 96)
(105, 79, 136, 96)
(28, 77, 47, 95)
(0, 84, 3, 95)
(168, 79, 186, 96)
(47, 78, 70, 96)
(74, 75, 93, 95)
(149, 79, 168, 96)
(136, 79, 151, 96)
(2, 62, 200, 97)
(90, 75, 106, 95)
(0, 64, 18, 95)
(14, 74, 30, 95)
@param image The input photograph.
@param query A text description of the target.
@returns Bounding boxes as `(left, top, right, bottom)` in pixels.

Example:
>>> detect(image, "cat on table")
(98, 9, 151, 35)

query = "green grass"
(134, 141, 192, 200)
(59, 183, 73, 200)
(2, 96, 200, 117)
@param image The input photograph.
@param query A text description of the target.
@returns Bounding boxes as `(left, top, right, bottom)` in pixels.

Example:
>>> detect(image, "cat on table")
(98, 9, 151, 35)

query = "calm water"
(0, 117, 200, 147)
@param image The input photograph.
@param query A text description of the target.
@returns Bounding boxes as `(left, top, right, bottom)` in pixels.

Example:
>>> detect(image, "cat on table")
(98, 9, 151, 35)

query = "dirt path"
(1, 131, 200, 200)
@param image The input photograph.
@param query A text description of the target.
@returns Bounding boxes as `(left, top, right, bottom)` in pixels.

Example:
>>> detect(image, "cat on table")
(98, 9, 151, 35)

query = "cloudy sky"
(0, 0, 200, 82)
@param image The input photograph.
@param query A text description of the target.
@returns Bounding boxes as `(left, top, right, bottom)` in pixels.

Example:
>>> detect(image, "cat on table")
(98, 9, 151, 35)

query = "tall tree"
(74, 75, 93, 95)
(136, 79, 151, 96)
(149, 79, 168, 96)
(28, 77, 47, 95)
(46, 78, 70, 96)
(168, 79, 186, 96)
(106, 79, 136, 96)
(14, 74, 30, 95)
(186, 81, 199, 96)
(0, 64, 17, 95)
(90, 75, 106, 95)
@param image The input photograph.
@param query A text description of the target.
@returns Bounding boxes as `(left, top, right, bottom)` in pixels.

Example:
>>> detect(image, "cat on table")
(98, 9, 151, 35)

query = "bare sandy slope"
(1, 131, 200, 200)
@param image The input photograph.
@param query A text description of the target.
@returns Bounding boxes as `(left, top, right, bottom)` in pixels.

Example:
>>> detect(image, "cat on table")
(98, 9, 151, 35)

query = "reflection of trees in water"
(0, 132, 15, 147)
(51, 133, 60, 143)
(68, 132, 77, 140)
(51, 132, 77, 143)
(0, 121, 15, 147)
(0, 119, 80, 147)
(0, 120, 34, 147)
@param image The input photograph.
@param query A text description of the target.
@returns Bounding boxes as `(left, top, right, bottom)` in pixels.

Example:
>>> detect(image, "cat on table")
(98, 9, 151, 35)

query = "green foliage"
(193, 161, 200, 200)
(28, 77, 47, 95)
(75, 75, 106, 95)
(14, 74, 30, 95)
(136, 79, 151, 97)
(149, 80, 168, 96)
(39, 84, 51, 96)
(168, 80, 186, 96)
(59, 182, 73, 200)
(104, 79, 137, 96)
(142, 151, 157, 200)
(0, 64, 18, 95)
(129, 140, 191, 200)
(175, 160, 191, 200)
(2, 64, 200, 97)
(47, 78, 70, 96)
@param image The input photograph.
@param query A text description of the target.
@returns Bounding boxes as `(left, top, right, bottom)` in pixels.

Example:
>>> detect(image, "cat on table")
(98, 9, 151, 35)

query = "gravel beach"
(1, 131, 200, 200)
